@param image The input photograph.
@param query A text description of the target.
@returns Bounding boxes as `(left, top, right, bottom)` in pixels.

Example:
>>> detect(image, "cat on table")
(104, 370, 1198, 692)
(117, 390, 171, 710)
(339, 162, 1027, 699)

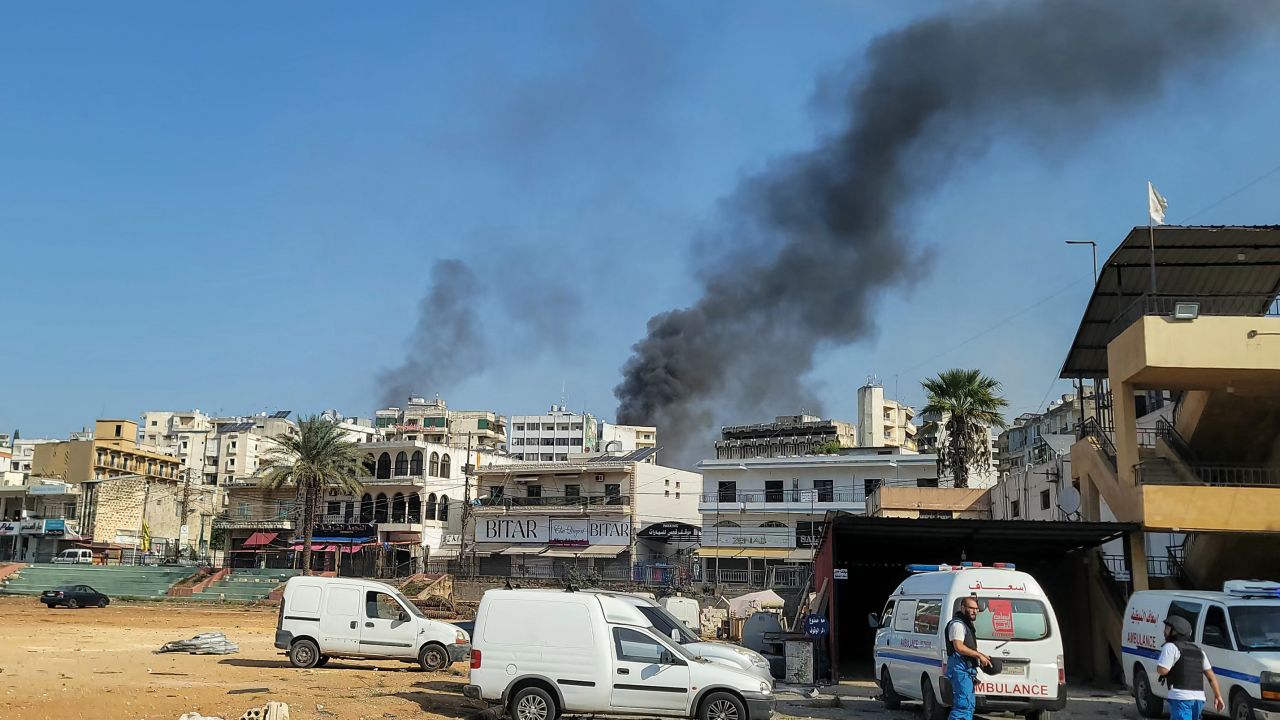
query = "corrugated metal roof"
(1060, 226, 1280, 378)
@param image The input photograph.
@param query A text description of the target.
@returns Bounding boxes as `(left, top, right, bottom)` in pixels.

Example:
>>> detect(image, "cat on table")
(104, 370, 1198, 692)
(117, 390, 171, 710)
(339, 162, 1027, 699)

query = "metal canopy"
(827, 513, 1135, 561)
(1060, 226, 1280, 379)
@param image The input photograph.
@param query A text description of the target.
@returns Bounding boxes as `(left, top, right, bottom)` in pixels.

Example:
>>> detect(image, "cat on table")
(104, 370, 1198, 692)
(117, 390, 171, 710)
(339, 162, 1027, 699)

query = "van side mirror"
(398, 611, 410, 623)
(867, 613, 880, 628)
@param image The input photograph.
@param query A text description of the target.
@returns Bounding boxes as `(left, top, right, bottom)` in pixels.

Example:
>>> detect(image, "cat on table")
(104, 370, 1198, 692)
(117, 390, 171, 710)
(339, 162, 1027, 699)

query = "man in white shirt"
(1156, 616, 1224, 720)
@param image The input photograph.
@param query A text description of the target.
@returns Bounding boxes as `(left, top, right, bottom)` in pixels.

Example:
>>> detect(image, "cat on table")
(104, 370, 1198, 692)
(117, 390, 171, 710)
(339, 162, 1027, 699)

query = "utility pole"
(461, 432, 473, 577)
(179, 468, 192, 560)
(137, 477, 151, 563)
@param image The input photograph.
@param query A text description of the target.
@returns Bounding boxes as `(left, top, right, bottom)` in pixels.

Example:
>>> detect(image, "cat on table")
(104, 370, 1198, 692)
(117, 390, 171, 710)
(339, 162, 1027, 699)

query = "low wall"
(169, 567, 227, 597)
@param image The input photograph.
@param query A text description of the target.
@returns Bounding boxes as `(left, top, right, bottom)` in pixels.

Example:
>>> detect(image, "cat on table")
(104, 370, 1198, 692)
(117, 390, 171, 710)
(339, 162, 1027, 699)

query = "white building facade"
(599, 423, 658, 462)
(508, 406, 599, 461)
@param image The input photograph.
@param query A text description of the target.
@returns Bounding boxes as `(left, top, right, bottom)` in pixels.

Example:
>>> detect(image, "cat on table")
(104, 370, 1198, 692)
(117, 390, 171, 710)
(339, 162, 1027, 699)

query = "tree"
(260, 416, 363, 575)
(810, 440, 844, 455)
(920, 369, 1009, 488)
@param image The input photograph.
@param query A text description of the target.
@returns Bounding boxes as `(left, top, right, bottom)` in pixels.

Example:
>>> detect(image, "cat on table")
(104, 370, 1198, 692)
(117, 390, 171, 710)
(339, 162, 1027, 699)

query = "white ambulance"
(1122, 580, 1280, 720)
(870, 563, 1066, 720)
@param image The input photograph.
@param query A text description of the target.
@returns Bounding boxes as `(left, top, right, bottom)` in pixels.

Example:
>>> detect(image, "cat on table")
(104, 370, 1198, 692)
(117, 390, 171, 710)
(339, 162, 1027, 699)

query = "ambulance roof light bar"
(906, 562, 1016, 573)
(1223, 580, 1280, 598)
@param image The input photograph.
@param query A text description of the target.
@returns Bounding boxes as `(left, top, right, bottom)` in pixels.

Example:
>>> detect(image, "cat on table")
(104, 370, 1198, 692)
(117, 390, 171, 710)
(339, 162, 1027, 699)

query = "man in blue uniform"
(945, 596, 993, 720)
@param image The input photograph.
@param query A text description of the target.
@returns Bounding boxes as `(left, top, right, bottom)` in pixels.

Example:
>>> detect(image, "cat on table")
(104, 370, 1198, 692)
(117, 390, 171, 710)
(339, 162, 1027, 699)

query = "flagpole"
(1148, 223, 1157, 294)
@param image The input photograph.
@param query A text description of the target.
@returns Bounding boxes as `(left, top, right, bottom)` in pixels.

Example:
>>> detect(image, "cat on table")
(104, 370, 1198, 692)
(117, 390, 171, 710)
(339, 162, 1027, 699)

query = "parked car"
(465, 588, 774, 720)
(51, 549, 93, 565)
(275, 576, 470, 671)
(42, 585, 110, 609)
(452, 620, 475, 638)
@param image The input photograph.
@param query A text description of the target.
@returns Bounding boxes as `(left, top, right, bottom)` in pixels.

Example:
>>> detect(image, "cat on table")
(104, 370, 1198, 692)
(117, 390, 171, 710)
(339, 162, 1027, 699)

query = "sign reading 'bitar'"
(476, 516, 630, 545)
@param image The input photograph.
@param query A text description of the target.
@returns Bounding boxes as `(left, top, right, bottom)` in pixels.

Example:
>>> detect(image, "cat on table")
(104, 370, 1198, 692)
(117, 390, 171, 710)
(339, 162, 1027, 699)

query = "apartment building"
(599, 423, 659, 463)
(139, 410, 216, 482)
(6, 437, 56, 483)
(714, 414, 855, 460)
(374, 397, 506, 450)
(468, 456, 701, 583)
(857, 382, 918, 451)
(508, 406, 598, 461)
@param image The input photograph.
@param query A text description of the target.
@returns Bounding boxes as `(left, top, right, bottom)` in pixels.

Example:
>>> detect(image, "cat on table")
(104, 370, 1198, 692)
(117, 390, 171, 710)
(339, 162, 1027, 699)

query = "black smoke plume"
(615, 0, 1276, 467)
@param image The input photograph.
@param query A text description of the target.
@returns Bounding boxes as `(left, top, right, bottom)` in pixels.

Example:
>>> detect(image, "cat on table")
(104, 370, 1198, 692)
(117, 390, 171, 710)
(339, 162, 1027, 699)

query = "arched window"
(429, 452, 440, 476)
(391, 492, 406, 523)
(407, 493, 421, 523)
(374, 493, 389, 523)
(362, 454, 376, 477)
(394, 452, 409, 476)
(438, 495, 449, 522)
(359, 494, 373, 523)
(761, 521, 787, 528)
(376, 453, 391, 479)
(426, 493, 438, 520)
(713, 520, 740, 528)
(440, 453, 451, 477)
(410, 451, 423, 476)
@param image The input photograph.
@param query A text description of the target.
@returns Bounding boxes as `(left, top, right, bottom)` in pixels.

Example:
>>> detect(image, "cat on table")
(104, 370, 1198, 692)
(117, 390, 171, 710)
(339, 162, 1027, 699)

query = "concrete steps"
(0, 564, 198, 599)
(190, 569, 303, 602)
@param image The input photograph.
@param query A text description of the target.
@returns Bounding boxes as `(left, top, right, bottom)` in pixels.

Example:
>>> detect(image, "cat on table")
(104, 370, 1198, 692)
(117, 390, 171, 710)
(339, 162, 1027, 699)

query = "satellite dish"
(1058, 486, 1081, 515)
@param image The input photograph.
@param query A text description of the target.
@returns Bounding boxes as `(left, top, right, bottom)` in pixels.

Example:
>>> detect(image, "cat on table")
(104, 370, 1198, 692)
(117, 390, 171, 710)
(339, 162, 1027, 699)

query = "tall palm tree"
(260, 416, 363, 575)
(920, 369, 1009, 488)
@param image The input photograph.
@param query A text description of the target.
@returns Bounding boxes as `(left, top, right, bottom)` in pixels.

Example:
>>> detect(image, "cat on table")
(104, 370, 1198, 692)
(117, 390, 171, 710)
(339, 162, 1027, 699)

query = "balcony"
(698, 490, 863, 512)
(471, 495, 631, 514)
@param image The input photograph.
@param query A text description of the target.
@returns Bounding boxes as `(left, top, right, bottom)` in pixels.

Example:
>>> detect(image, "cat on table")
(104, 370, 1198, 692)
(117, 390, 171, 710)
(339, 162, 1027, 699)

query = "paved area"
(775, 680, 1140, 719)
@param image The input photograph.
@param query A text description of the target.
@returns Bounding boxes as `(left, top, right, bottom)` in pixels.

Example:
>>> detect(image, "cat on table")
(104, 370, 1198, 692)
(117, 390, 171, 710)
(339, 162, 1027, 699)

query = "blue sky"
(4, 2, 1280, 440)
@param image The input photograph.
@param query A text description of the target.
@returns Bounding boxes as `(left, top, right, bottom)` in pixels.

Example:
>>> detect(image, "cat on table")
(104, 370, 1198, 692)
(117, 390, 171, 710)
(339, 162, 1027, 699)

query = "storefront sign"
(477, 517, 547, 543)
(313, 522, 375, 538)
(708, 525, 795, 549)
(550, 519, 589, 546)
(0, 522, 19, 536)
(637, 522, 701, 542)
(476, 516, 630, 545)
(834, 568, 849, 580)
(28, 485, 69, 496)
(19, 519, 44, 535)
(587, 519, 630, 545)
(43, 519, 66, 537)
(444, 534, 462, 545)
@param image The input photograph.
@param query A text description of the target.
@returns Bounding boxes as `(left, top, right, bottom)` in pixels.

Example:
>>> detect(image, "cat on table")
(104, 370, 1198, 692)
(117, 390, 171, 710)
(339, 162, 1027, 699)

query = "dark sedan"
(41, 585, 110, 609)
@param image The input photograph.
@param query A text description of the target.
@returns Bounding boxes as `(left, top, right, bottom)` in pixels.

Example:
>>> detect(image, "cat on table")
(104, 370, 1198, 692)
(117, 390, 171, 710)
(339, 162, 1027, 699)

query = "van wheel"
(418, 643, 447, 672)
(701, 691, 745, 720)
(1231, 690, 1255, 720)
(921, 677, 947, 720)
(1133, 666, 1163, 718)
(880, 667, 901, 710)
(1024, 711, 1053, 720)
(510, 686, 556, 720)
(289, 639, 320, 669)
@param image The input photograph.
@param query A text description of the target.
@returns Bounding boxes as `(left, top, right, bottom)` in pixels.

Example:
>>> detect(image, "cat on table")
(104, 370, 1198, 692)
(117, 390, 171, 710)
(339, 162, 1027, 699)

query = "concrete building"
(714, 415, 856, 460)
(857, 382, 918, 451)
(0, 479, 84, 561)
(868, 487, 992, 519)
(468, 456, 701, 584)
(318, 410, 385, 444)
(374, 397, 506, 450)
(697, 449, 938, 587)
(508, 406, 598, 462)
(7, 437, 56, 482)
(139, 410, 216, 483)
(599, 423, 658, 462)
(205, 414, 298, 487)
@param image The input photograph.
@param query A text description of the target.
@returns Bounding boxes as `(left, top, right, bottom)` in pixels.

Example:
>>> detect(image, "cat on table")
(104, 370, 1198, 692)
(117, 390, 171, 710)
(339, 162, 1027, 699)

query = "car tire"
(1025, 711, 1053, 720)
(97, 598, 108, 608)
(510, 686, 557, 720)
(289, 639, 320, 669)
(921, 676, 947, 720)
(66, 598, 79, 609)
(880, 667, 901, 710)
(1133, 666, 1163, 718)
(1232, 690, 1255, 720)
(700, 691, 746, 720)
(418, 643, 448, 672)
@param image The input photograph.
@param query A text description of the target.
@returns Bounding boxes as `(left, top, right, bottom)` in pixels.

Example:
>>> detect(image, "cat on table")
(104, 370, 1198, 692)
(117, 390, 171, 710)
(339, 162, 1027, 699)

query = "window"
(914, 599, 942, 634)
(478, 419, 490, 430)
(763, 480, 784, 502)
(570, 437, 582, 446)
(557, 424, 570, 431)
(556, 454, 568, 461)
(718, 481, 737, 502)
(327, 501, 340, 516)
(565, 485, 580, 498)
(181, 441, 188, 450)
(541, 438, 555, 446)
(440, 454, 451, 477)
(489, 486, 504, 499)
(514, 424, 525, 431)
(542, 424, 554, 431)
(394, 452, 409, 476)
(879, 600, 897, 628)
(365, 591, 405, 621)
(665, 490, 670, 497)
(407, 418, 419, 426)
(893, 600, 917, 632)
(527, 485, 542, 498)
(953, 597, 1051, 641)
(438, 495, 449, 521)
(713, 520, 740, 528)
(150, 420, 158, 427)
(1168, 600, 1203, 634)
(1040, 490, 1051, 511)
(675, 492, 680, 499)
(541, 454, 554, 461)
(571, 424, 583, 432)
(237, 502, 251, 518)
(410, 451, 423, 475)
(512, 438, 523, 446)
(115, 424, 122, 437)
(1010, 500, 1021, 518)
(916, 478, 939, 488)
(556, 438, 570, 446)
(864, 478, 882, 499)
(604, 484, 621, 503)
(1228, 605, 1280, 650)
(814, 479, 834, 502)
(376, 453, 391, 479)
(1202, 605, 1234, 650)
(613, 627, 673, 663)
(429, 452, 440, 476)
(230, 440, 237, 450)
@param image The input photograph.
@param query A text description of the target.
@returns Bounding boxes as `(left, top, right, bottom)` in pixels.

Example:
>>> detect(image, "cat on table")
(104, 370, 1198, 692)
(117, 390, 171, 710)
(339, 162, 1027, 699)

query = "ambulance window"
(915, 599, 942, 634)
(958, 597, 1051, 641)
(1168, 600, 1203, 632)
(893, 600, 917, 632)
(880, 600, 896, 628)
(1202, 606, 1234, 650)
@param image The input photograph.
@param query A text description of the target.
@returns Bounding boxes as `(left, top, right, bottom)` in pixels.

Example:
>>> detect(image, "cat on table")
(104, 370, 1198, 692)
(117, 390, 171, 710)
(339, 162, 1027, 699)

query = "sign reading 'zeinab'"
(475, 516, 630, 545)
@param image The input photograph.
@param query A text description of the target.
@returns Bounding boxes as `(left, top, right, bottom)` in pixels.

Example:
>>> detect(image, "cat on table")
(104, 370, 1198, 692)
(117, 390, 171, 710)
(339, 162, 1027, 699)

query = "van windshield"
(394, 592, 426, 618)
(954, 597, 1051, 641)
(1230, 605, 1280, 650)
(638, 606, 700, 644)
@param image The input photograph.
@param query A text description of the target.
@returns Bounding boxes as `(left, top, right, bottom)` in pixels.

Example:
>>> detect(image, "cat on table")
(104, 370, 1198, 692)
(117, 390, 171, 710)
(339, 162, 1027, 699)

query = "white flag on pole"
(1148, 181, 1169, 225)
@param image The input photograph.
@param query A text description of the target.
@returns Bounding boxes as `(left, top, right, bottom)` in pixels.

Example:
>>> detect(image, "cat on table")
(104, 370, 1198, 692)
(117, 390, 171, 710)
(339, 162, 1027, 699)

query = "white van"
(464, 589, 774, 720)
(51, 549, 93, 565)
(596, 591, 774, 686)
(664, 596, 701, 632)
(870, 564, 1066, 720)
(1122, 580, 1280, 720)
(274, 576, 469, 671)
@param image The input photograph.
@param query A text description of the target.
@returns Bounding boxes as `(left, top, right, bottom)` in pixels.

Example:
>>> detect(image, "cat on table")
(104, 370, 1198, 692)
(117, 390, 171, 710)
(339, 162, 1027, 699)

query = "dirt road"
(0, 596, 479, 720)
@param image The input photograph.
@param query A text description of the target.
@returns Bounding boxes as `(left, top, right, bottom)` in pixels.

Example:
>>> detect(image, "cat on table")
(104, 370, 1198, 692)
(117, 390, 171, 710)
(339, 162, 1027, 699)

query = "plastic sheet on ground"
(157, 632, 240, 655)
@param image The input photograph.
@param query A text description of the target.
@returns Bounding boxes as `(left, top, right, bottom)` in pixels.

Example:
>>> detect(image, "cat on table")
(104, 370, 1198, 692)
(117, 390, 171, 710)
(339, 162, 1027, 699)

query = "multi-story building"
(714, 415, 855, 460)
(318, 410, 384, 444)
(0, 479, 83, 561)
(858, 382, 918, 450)
(7, 437, 56, 482)
(374, 397, 506, 450)
(599, 423, 658, 463)
(205, 414, 298, 487)
(696, 448, 938, 587)
(139, 410, 216, 482)
(508, 406, 598, 461)
(468, 457, 701, 583)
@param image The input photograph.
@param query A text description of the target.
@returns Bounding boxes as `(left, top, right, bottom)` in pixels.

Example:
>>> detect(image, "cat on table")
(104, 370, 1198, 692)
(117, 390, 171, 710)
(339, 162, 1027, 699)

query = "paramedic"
(1156, 616, 1224, 720)
(946, 596, 993, 720)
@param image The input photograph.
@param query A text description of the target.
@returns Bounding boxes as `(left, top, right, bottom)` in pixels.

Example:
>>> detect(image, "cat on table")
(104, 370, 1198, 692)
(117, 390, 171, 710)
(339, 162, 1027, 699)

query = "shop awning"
(428, 549, 460, 559)
(501, 546, 547, 555)
(290, 543, 337, 552)
(472, 544, 510, 556)
(309, 536, 373, 544)
(242, 531, 279, 548)
(542, 545, 625, 558)
(787, 548, 816, 562)
(697, 547, 796, 559)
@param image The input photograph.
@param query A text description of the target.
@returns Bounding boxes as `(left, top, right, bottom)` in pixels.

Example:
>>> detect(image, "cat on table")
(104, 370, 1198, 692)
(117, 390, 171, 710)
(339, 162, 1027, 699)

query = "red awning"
(242, 531, 279, 548)
(289, 543, 337, 552)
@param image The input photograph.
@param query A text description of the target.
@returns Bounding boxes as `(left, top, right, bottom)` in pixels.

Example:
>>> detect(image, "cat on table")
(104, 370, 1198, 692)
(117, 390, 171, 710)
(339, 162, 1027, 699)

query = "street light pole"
(1066, 240, 1098, 284)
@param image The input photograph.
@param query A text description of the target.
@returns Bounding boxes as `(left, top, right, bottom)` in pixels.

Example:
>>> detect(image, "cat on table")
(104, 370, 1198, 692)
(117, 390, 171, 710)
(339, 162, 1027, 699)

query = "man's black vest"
(1168, 641, 1206, 691)
(946, 614, 978, 667)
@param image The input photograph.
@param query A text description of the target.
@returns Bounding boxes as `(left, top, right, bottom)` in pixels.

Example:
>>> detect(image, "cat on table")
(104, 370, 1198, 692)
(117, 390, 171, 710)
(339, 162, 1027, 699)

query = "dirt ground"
(0, 596, 481, 720)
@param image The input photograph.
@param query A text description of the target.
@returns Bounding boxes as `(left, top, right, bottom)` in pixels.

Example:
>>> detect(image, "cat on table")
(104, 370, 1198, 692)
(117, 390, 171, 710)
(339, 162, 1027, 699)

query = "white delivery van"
(664, 596, 702, 632)
(464, 589, 774, 720)
(595, 591, 774, 686)
(1122, 580, 1280, 720)
(274, 576, 469, 671)
(52, 549, 93, 564)
(870, 563, 1066, 720)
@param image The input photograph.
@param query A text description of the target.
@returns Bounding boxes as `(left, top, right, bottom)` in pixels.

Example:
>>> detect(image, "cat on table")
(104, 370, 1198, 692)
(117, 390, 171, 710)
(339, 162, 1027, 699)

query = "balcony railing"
(699, 490, 860, 504)
(1111, 293, 1280, 337)
(474, 495, 630, 509)
(1136, 461, 1280, 488)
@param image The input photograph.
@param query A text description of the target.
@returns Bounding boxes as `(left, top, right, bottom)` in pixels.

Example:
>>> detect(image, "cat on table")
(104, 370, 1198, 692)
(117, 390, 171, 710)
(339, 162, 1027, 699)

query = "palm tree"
(920, 369, 1009, 488)
(260, 416, 363, 575)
